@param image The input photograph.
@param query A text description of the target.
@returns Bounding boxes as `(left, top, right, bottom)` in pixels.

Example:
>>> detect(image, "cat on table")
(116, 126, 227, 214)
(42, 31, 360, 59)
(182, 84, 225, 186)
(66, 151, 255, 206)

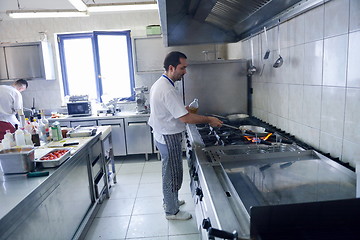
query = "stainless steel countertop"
(49, 111, 150, 122)
(0, 126, 110, 221)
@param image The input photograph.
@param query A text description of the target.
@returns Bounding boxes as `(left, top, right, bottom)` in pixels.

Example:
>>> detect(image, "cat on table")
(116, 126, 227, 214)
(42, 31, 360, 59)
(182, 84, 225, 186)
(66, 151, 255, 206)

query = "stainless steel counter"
(0, 126, 111, 239)
(50, 111, 150, 122)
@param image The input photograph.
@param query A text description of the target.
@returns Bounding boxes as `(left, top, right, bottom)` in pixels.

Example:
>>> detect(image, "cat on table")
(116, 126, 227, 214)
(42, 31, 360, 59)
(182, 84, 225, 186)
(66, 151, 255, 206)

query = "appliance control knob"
(193, 172, 199, 181)
(196, 187, 203, 201)
(202, 218, 211, 230)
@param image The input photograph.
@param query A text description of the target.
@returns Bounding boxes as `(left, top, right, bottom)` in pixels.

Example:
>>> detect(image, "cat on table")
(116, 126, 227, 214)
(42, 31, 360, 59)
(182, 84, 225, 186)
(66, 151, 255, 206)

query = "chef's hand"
(208, 116, 223, 128)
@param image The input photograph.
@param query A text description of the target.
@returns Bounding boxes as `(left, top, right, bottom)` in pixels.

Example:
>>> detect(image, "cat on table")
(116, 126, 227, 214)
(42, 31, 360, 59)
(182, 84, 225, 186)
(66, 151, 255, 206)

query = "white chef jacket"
(148, 75, 188, 144)
(0, 85, 23, 126)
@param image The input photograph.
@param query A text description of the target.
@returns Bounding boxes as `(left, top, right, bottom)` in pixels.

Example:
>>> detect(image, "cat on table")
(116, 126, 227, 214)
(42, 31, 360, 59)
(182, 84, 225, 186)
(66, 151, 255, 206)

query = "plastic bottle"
(15, 128, 26, 146)
(4, 130, 15, 147)
(17, 109, 26, 129)
(188, 98, 199, 114)
(37, 114, 47, 142)
(40, 110, 50, 142)
(31, 118, 40, 146)
(24, 130, 33, 146)
(51, 121, 63, 141)
(24, 118, 32, 134)
(1, 138, 11, 149)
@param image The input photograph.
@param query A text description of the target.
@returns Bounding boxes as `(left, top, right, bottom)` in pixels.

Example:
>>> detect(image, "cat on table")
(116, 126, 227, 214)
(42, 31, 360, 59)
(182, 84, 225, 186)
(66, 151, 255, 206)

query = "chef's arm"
(179, 113, 223, 127)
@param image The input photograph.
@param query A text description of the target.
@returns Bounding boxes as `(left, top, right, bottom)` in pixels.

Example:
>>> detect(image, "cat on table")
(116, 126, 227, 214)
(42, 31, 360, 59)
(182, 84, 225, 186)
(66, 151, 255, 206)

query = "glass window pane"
(63, 38, 97, 99)
(97, 35, 132, 101)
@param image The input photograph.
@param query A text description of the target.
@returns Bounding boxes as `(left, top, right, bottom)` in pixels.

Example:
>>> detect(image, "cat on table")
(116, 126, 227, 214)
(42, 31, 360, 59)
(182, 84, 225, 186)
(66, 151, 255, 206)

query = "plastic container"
(15, 128, 26, 146)
(188, 98, 199, 114)
(4, 130, 15, 147)
(24, 130, 33, 146)
(51, 121, 63, 141)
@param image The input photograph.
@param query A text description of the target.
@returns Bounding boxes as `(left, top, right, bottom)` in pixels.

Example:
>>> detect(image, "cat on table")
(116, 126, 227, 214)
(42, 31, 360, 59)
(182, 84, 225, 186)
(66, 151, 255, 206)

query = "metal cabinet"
(125, 117, 153, 156)
(0, 41, 54, 80)
(70, 120, 97, 128)
(98, 119, 127, 156)
(7, 151, 92, 240)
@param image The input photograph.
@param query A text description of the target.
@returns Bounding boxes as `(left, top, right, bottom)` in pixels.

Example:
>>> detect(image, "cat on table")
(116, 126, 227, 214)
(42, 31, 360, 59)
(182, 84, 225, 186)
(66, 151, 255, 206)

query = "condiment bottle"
(15, 128, 26, 146)
(188, 98, 199, 114)
(24, 130, 33, 146)
(4, 130, 15, 147)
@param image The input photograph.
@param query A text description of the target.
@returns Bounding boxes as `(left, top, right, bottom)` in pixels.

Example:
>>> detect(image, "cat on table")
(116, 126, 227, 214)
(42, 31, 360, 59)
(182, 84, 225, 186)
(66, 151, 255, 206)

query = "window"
(57, 31, 135, 102)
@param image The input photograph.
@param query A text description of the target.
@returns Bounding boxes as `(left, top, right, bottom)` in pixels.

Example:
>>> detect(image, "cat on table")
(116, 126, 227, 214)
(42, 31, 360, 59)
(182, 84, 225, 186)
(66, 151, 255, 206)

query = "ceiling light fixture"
(7, 10, 89, 18)
(87, 3, 158, 13)
(68, 0, 88, 12)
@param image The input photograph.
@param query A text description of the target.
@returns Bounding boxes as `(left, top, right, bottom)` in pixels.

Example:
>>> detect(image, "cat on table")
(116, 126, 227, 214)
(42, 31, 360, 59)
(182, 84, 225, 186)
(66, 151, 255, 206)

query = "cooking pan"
(211, 113, 249, 122)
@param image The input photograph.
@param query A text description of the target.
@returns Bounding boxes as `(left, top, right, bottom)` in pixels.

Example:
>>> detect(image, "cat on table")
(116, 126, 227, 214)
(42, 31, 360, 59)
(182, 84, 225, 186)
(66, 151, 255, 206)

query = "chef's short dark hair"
(164, 51, 187, 71)
(14, 79, 28, 89)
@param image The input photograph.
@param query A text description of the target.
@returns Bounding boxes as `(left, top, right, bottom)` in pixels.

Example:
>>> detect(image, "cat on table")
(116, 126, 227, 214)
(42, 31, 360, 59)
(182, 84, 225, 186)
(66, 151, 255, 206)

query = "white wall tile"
(323, 34, 348, 87)
(287, 14, 305, 47)
(303, 40, 323, 86)
(320, 86, 346, 136)
(301, 125, 321, 149)
(320, 131, 343, 158)
(304, 5, 325, 42)
(324, 0, 350, 38)
(288, 84, 304, 123)
(342, 139, 360, 166)
(343, 88, 360, 143)
(302, 85, 321, 129)
(349, 0, 360, 32)
(288, 45, 304, 84)
(347, 31, 360, 88)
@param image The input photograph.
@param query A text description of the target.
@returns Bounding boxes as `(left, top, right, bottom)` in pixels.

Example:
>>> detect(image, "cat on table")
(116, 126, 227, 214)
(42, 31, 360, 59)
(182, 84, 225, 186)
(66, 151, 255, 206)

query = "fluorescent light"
(68, 0, 87, 12)
(88, 3, 158, 13)
(7, 10, 89, 18)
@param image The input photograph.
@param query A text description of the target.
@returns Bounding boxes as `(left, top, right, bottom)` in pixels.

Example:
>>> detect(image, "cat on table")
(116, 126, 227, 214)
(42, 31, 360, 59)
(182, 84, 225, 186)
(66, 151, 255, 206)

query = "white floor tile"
(168, 212, 198, 235)
(117, 163, 144, 174)
(132, 196, 164, 215)
(178, 194, 195, 212)
(96, 198, 135, 217)
(126, 237, 168, 240)
(143, 161, 162, 173)
(116, 174, 142, 185)
(169, 234, 200, 240)
(84, 216, 130, 240)
(140, 171, 162, 184)
(110, 184, 139, 199)
(137, 182, 163, 197)
(126, 213, 169, 238)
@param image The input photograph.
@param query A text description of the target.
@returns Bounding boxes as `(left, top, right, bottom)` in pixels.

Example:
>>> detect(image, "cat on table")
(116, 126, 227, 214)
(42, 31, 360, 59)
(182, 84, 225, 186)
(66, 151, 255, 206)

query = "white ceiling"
(0, 0, 156, 13)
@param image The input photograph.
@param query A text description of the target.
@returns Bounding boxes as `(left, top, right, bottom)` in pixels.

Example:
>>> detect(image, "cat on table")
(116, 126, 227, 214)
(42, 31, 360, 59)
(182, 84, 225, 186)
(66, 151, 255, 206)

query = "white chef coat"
(148, 75, 188, 144)
(0, 85, 23, 126)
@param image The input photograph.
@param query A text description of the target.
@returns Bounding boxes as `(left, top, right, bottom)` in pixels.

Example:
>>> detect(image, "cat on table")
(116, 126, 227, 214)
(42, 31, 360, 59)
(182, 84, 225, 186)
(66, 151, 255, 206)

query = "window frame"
(57, 30, 135, 102)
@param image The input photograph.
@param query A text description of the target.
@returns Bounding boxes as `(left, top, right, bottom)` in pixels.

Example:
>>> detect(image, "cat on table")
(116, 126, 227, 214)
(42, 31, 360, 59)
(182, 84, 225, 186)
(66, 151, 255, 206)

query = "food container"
(34, 148, 71, 168)
(0, 147, 35, 174)
(67, 127, 97, 138)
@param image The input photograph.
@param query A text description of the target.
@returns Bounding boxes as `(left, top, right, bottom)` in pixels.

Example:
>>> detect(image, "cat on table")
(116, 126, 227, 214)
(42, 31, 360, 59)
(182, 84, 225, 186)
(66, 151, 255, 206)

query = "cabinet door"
(0, 47, 8, 79)
(134, 37, 219, 72)
(98, 119, 126, 156)
(5, 44, 43, 79)
(70, 120, 97, 128)
(125, 117, 152, 154)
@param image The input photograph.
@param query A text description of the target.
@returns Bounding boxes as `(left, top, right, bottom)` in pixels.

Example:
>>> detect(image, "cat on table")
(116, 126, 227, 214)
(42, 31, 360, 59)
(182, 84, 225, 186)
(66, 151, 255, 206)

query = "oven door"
(67, 102, 91, 116)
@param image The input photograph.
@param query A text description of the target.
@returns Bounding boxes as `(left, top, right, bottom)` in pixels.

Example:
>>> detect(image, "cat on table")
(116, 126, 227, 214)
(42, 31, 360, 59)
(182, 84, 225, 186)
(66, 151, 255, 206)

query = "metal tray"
(34, 148, 72, 168)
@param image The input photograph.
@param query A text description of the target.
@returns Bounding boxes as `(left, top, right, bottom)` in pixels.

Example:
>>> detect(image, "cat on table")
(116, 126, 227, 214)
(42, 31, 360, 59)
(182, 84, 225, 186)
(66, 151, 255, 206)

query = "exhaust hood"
(158, 0, 328, 46)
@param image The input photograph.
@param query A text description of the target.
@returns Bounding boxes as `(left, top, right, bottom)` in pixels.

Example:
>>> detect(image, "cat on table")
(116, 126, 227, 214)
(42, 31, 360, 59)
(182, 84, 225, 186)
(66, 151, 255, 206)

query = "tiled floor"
(84, 155, 200, 240)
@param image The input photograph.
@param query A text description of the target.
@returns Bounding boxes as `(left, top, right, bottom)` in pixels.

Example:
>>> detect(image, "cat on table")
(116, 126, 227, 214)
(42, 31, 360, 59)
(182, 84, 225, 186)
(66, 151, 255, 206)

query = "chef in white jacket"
(0, 79, 28, 140)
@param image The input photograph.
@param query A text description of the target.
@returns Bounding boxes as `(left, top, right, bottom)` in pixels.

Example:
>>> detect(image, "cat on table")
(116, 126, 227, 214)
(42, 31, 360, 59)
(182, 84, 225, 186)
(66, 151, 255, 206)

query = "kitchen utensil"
(0, 147, 35, 174)
(222, 123, 241, 130)
(227, 113, 249, 122)
(34, 148, 72, 168)
(263, 26, 270, 59)
(273, 22, 283, 68)
(248, 36, 257, 75)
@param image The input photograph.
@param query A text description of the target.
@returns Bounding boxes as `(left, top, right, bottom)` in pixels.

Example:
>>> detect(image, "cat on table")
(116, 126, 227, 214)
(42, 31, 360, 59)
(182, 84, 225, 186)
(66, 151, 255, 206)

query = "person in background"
(148, 51, 223, 220)
(0, 79, 28, 140)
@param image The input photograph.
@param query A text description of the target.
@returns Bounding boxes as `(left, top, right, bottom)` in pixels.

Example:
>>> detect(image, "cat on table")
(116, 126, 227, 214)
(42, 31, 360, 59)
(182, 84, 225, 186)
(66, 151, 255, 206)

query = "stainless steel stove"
(185, 118, 358, 240)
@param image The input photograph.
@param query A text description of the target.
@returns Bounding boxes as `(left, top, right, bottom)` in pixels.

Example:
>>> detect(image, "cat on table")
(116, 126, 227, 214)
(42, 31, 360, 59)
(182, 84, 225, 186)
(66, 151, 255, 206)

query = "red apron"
(0, 121, 16, 141)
